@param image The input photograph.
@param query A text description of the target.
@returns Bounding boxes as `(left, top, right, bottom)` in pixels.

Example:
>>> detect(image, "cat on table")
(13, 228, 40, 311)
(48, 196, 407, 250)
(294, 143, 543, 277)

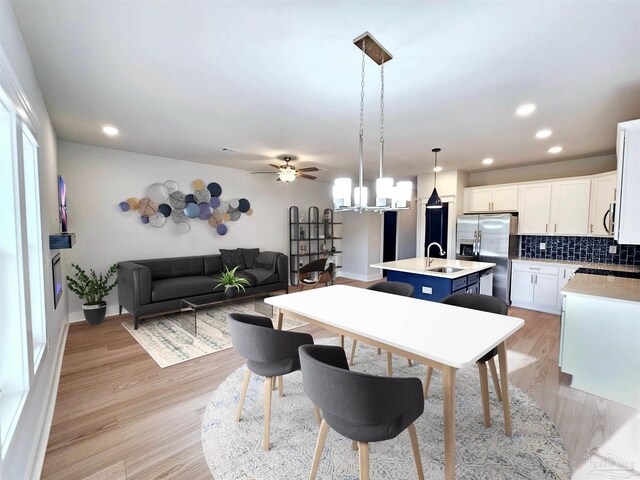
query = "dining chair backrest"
(440, 292, 508, 316)
(367, 281, 414, 297)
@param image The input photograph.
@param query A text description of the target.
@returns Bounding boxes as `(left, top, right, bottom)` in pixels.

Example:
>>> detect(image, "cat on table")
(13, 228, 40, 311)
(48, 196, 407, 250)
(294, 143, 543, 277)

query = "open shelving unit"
(289, 206, 342, 286)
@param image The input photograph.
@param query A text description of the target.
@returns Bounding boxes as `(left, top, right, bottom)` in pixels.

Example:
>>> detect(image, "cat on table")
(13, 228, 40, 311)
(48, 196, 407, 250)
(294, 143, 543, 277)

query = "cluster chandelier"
(332, 32, 412, 212)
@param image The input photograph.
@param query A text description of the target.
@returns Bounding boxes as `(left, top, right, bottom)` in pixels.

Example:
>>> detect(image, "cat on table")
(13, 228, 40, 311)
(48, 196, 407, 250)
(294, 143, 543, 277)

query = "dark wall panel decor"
(520, 235, 639, 266)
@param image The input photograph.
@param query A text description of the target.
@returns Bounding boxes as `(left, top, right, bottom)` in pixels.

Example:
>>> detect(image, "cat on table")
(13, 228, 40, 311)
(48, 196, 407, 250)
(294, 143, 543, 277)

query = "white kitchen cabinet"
(518, 183, 552, 234)
(465, 185, 519, 212)
(510, 261, 560, 314)
(615, 120, 640, 244)
(557, 266, 579, 308)
(550, 179, 591, 235)
(589, 173, 617, 236)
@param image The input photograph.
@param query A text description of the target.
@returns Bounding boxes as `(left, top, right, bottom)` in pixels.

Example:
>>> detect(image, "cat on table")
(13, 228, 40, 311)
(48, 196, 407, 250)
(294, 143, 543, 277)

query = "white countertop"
(562, 273, 640, 303)
(370, 257, 496, 279)
(514, 257, 640, 274)
(266, 285, 523, 368)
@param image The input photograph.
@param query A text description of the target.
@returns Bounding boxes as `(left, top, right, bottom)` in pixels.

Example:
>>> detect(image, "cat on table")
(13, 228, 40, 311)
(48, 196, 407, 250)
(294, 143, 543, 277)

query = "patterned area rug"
(122, 298, 306, 368)
(202, 338, 570, 480)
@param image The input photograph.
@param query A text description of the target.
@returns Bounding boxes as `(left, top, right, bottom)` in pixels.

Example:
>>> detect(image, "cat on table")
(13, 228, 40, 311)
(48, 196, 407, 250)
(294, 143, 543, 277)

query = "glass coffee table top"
(180, 292, 274, 336)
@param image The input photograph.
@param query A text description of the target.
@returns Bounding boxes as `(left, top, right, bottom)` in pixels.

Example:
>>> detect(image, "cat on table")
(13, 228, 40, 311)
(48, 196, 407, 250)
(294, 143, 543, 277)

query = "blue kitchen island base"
(387, 269, 483, 302)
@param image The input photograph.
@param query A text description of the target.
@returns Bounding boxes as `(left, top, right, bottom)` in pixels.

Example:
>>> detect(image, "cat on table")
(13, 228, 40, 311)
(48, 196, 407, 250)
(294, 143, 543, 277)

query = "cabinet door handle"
(530, 267, 541, 270)
(590, 224, 593, 233)
(554, 224, 557, 233)
(530, 274, 533, 284)
(534, 274, 538, 284)
(488, 201, 491, 210)
(545, 224, 548, 233)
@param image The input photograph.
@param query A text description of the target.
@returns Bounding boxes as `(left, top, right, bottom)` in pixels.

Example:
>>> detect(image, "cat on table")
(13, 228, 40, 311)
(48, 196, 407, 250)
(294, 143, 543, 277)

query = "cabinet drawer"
(452, 277, 467, 291)
(467, 273, 480, 285)
(512, 263, 558, 275)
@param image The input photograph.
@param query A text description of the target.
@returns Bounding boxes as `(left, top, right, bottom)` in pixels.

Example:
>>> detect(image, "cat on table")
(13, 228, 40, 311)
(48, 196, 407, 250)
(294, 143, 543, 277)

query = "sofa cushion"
(220, 249, 245, 270)
(240, 248, 260, 269)
(151, 276, 216, 302)
(243, 268, 279, 286)
(137, 257, 205, 280)
(255, 251, 279, 272)
(212, 271, 256, 292)
(203, 255, 223, 276)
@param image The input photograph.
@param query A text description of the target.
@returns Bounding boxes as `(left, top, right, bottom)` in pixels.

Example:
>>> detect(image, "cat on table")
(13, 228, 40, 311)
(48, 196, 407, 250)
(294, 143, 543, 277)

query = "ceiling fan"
(250, 155, 319, 182)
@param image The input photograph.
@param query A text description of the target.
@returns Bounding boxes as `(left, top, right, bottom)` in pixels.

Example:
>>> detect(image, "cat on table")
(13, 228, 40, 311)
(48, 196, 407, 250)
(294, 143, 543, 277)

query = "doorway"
(425, 203, 448, 257)
(382, 211, 398, 277)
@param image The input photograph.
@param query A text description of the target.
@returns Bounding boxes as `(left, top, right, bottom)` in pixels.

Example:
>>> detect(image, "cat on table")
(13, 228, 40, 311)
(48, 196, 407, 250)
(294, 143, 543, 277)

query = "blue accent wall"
(520, 236, 639, 266)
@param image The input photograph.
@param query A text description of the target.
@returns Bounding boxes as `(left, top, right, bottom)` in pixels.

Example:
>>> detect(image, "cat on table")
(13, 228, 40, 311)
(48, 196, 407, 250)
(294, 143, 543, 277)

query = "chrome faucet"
(426, 242, 446, 267)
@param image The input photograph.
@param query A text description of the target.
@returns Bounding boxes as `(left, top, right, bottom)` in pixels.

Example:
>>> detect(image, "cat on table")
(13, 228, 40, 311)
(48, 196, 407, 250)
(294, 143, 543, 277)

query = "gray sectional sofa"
(117, 249, 288, 329)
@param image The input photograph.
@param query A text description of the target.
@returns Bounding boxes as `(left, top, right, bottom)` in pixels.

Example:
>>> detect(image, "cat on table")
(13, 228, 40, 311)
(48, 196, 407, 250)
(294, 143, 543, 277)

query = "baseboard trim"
(511, 301, 560, 315)
(337, 271, 383, 282)
(27, 320, 69, 479)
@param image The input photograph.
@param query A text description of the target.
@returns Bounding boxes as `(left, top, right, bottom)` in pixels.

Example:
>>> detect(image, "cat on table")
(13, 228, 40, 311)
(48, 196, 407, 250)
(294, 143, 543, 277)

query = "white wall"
(58, 141, 332, 319)
(468, 154, 616, 186)
(0, 2, 67, 478)
(340, 210, 383, 282)
(396, 188, 417, 259)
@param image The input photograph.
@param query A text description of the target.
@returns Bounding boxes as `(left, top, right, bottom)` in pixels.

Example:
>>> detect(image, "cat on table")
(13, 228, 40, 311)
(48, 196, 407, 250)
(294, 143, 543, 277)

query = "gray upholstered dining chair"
(299, 344, 426, 480)
(348, 281, 415, 375)
(424, 293, 508, 429)
(228, 312, 315, 451)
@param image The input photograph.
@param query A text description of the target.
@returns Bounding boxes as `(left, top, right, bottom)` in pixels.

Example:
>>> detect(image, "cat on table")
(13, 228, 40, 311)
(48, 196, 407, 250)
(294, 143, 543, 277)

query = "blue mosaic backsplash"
(519, 235, 639, 266)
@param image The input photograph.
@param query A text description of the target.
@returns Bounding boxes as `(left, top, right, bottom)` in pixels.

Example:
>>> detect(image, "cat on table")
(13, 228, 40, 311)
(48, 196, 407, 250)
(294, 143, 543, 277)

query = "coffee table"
(180, 292, 274, 336)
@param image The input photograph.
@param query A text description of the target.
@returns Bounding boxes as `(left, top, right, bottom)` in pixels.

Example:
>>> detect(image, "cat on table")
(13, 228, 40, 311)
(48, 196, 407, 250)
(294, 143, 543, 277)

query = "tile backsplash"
(519, 235, 639, 266)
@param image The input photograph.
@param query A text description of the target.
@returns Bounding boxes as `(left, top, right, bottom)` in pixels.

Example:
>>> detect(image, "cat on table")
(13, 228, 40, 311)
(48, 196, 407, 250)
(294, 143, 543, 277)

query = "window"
(0, 79, 46, 458)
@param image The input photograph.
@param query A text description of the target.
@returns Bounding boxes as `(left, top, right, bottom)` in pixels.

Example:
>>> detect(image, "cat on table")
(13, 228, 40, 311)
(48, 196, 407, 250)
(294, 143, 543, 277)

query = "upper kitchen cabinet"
(589, 173, 617, 236)
(518, 183, 552, 234)
(550, 179, 591, 235)
(615, 120, 640, 244)
(465, 185, 519, 212)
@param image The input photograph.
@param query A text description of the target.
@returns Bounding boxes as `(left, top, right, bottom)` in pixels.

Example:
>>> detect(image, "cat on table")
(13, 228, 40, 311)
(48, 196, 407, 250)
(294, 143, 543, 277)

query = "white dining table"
(265, 285, 524, 480)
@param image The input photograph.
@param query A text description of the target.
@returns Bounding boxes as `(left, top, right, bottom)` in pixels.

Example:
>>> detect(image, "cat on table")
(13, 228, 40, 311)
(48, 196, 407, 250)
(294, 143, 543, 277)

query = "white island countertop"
(370, 257, 496, 279)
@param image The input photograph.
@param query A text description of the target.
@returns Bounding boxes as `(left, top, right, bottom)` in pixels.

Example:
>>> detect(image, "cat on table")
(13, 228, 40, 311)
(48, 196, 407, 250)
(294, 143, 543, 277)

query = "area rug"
(202, 338, 570, 480)
(122, 298, 306, 368)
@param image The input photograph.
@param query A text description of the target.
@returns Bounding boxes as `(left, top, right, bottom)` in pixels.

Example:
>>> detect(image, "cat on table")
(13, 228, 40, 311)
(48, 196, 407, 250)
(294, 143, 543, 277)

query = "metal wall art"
(118, 179, 253, 236)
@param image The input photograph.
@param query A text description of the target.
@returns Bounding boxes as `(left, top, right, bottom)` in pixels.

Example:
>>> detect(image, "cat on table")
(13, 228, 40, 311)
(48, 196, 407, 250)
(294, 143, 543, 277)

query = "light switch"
(421, 286, 432, 295)
(540, 243, 546, 250)
(609, 245, 617, 254)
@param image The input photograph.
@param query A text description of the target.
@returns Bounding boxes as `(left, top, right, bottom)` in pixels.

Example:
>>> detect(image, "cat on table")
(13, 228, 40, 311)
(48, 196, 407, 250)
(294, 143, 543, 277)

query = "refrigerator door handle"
(476, 230, 482, 260)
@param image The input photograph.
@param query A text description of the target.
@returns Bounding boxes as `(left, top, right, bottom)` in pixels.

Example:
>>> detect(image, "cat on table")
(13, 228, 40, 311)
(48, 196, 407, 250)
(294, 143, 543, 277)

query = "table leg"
(497, 342, 512, 437)
(443, 365, 457, 480)
(339, 334, 345, 349)
(276, 309, 284, 330)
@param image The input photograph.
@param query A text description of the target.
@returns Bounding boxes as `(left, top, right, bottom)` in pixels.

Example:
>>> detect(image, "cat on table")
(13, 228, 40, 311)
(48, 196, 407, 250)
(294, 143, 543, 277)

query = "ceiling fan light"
(279, 170, 296, 182)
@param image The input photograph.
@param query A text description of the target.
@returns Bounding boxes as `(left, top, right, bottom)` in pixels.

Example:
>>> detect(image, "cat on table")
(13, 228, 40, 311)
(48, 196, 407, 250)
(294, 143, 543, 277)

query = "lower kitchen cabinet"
(386, 270, 483, 302)
(510, 261, 562, 314)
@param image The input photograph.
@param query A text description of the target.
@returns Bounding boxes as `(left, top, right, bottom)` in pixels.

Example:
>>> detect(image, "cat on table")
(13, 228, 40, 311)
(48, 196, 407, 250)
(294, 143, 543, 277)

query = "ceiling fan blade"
(296, 167, 319, 172)
(269, 164, 282, 169)
(298, 174, 317, 180)
(251, 171, 278, 174)
(276, 177, 281, 181)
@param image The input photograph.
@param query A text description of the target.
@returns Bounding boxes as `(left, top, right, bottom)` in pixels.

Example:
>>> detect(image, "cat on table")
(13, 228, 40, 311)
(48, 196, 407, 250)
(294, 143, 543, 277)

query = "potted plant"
(215, 266, 250, 299)
(67, 263, 118, 325)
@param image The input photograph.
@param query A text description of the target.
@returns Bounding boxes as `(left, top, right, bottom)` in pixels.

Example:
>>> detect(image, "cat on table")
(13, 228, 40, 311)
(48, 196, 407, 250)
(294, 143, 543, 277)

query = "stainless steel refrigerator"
(456, 213, 519, 304)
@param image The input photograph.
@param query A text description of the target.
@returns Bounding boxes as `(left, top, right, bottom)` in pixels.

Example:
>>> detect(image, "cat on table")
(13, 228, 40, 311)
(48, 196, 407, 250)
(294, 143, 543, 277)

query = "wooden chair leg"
(407, 423, 425, 480)
(352, 440, 358, 451)
(377, 348, 381, 355)
(387, 352, 393, 377)
(309, 419, 329, 480)
(358, 442, 370, 480)
(314, 404, 322, 425)
(407, 358, 413, 367)
(340, 335, 345, 349)
(278, 376, 284, 397)
(423, 367, 433, 399)
(236, 368, 251, 422)
(349, 339, 358, 366)
(488, 356, 503, 402)
(264, 377, 273, 451)
(478, 362, 491, 428)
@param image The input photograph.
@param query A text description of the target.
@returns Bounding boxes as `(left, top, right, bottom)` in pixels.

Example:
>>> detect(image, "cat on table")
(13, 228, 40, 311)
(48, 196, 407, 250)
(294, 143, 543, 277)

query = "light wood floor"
(41, 278, 639, 480)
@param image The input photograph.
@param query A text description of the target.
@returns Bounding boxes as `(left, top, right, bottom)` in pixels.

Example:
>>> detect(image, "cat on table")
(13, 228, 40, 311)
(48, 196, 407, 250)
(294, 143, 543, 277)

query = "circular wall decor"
(149, 212, 166, 228)
(119, 201, 130, 212)
(194, 188, 211, 203)
(245, 208, 253, 216)
(238, 198, 250, 213)
(127, 197, 139, 210)
(185, 193, 196, 204)
(171, 209, 188, 224)
(207, 216, 220, 228)
(137, 197, 158, 216)
(184, 203, 200, 218)
(218, 201, 229, 213)
(140, 215, 149, 224)
(193, 179, 205, 190)
(207, 182, 222, 198)
(162, 180, 179, 195)
(229, 211, 241, 221)
(169, 191, 187, 209)
(216, 224, 228, 235)
(158, 203, 172, 217)
(176, 222, 190, 233)
(229, 198, 240, 209)
(147, 183, 168, 204)
(209, 197, 221, 208)
(198, 202, 213, 220)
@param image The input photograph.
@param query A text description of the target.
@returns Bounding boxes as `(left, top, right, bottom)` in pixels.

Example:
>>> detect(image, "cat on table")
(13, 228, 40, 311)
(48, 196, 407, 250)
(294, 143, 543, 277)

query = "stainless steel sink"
(427, 267, 465, 273)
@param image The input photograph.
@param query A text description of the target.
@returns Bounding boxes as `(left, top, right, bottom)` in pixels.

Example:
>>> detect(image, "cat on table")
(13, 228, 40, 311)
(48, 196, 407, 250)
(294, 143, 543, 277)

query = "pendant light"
(426, 148, 443, 209)
(332, 32, 412, 213)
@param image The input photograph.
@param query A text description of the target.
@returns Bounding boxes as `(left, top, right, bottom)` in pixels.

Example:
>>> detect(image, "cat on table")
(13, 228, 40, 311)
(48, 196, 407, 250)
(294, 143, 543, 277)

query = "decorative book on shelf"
(288, 206, 341, 286)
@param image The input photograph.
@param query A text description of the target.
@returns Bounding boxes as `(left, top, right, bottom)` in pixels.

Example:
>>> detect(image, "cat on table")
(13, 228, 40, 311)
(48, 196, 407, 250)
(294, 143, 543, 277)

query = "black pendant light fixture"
(426, 148, 443, 209)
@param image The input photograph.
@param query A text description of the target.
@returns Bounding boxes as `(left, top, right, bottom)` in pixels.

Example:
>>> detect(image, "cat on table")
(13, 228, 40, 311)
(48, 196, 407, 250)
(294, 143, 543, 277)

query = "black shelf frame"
(288, 206, 341, 286)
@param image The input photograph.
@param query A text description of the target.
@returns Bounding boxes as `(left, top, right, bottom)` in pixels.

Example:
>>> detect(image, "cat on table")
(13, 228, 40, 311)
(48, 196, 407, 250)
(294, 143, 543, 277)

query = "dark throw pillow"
(220, 249, 246, 271)
(240, 248, 260, 269)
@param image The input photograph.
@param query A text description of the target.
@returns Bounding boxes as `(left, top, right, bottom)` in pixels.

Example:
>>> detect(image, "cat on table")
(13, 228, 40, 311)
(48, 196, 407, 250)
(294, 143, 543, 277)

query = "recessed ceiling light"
(548, 146, 563, 154)
(482, 158, 494, 165)
(433, 166, 443, 172)
(535, 129, 552, 139)
(516, 103, 537, 117)
(102, 125, 119, 136)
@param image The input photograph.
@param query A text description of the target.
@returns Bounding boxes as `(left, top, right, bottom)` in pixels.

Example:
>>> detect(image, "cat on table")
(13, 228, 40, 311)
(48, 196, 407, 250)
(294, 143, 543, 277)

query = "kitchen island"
(560, 273, 640, 409)
(370, 258, 495, 302)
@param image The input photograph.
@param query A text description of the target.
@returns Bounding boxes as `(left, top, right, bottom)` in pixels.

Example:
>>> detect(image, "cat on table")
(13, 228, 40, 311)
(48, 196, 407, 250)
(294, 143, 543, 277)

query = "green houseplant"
(67, 263, 118, 325)
(215, 266, 250, 298)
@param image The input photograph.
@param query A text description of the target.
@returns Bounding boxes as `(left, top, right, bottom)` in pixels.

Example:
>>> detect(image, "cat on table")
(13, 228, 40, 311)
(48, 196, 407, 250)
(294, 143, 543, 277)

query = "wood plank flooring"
(41, 279, 639, 479)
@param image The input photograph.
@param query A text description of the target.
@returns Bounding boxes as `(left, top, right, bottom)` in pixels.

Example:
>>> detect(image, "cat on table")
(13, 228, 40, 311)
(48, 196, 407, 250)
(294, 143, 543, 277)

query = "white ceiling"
(11, 1, 640, 182)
